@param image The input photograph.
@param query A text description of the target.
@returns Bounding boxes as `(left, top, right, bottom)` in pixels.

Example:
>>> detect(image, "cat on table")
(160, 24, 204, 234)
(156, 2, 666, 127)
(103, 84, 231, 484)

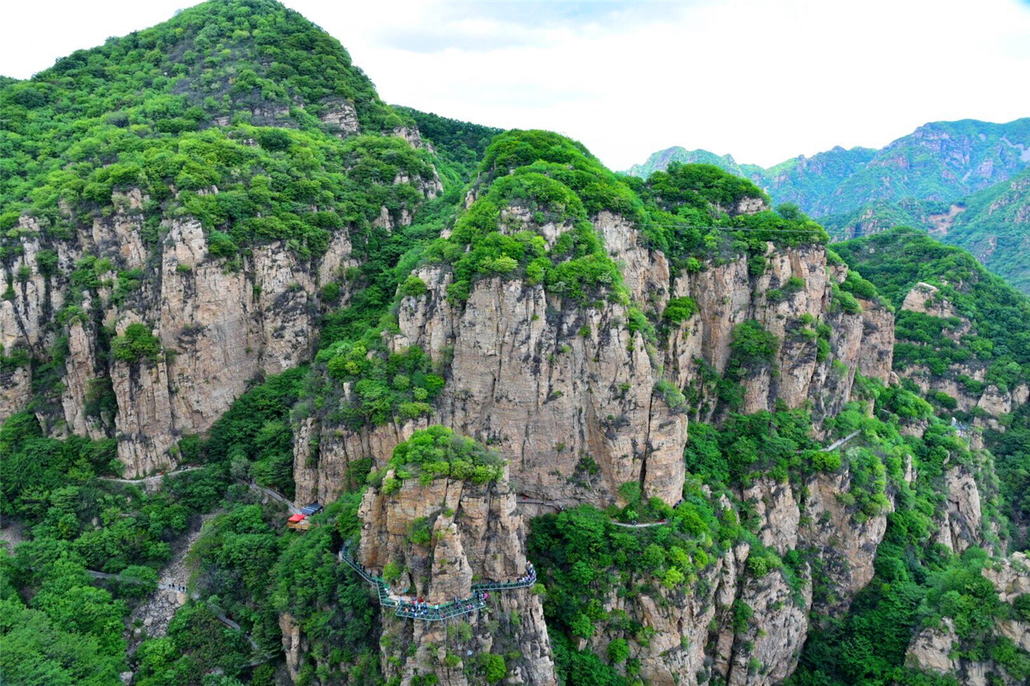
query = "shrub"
(663, 296, 698, 324)
(480, 654, 506, 684)
(410, 517, 432, 546)
(655, 380, 686, 410)
(729, 321, 778, 371)
(321, 282, 341, 303)
(812, 451, 842, 472)
(389, 426, 504, 485)
(383, 561, 402, 585)
(607, 638, 630, 664)
(207, 230, 238, 258)
(400, 276, 428, 297)
(112, 323, 161, 364)
(830, 283, 862, 315)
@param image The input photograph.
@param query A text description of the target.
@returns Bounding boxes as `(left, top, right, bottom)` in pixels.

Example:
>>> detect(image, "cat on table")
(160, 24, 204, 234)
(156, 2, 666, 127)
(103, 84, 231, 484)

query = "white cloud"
(3, 0, 1028, 169)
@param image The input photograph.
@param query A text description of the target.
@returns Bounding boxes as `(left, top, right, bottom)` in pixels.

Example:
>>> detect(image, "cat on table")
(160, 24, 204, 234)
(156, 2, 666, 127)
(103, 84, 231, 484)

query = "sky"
(2, 0, 1029, 170)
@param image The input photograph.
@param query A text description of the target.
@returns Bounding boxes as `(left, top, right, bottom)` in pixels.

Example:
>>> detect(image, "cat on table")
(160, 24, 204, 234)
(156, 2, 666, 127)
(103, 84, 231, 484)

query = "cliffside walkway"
(87, 569, 193, 595)
(516, 498, 562, 510)
(611, 520, 667, 529)
(96, 466, 203, 485)
(240, 480, 302, 514)
(338, 543, 536, 622)
(822, 430, 861, 453)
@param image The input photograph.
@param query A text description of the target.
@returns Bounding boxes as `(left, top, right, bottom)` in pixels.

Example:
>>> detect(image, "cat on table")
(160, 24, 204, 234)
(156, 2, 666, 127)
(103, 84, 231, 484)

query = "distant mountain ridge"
(627, 118, 1030, 292)
(822, 167, 1030, 293)
(626, 118, 1030, 216)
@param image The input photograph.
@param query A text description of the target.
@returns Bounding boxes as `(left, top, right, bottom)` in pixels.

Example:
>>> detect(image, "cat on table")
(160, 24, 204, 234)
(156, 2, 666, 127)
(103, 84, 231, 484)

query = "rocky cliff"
(906, 552, 1030, 685)
(1, 208, 345, 475)
(897, 281, 1029, 432)
(1, 136, 439, 477)
(295, 202, 894, 509)
(353, 432, 555, 686)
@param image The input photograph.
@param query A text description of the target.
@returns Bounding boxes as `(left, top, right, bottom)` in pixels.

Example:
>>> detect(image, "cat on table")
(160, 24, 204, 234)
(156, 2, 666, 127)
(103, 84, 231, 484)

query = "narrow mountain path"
(96, 466, 204, 493)
(822, 430, 861, 453)
(241, 480, 301, 514)
(516, 498, 563, 510)
(123, 511, 218, 655)
(611, 520, 667, 529)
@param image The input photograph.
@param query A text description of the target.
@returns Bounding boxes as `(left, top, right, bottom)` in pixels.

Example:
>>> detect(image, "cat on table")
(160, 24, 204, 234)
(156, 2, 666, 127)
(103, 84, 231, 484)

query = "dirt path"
(242, 480, 300, 514)
(0, 519, 26, 550)
(125, 511, 218, 654)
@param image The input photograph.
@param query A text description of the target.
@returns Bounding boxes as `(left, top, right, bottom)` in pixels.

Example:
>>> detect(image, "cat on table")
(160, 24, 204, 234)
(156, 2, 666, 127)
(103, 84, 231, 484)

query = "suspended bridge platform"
(338, 543, 536, 622)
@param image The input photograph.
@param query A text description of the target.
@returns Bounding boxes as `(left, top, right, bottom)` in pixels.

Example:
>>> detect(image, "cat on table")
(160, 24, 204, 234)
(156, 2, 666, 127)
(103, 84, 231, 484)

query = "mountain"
(823, 168, 1030, 293)
(626, 118, 1030, 217)
(790, 227, 1030, 685)
(3, 2, 1030, 686)
(627, 118, 1030, 293)
(625, 147, 749, 178)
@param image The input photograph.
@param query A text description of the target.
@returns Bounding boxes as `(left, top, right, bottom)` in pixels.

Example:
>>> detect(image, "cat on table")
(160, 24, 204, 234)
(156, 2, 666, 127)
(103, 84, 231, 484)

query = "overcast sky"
(3, 0, 1029, 169)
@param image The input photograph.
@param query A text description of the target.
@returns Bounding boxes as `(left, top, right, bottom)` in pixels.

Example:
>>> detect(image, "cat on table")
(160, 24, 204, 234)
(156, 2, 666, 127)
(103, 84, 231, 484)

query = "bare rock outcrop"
(3, 208, 348, 475)
(906, 616, 1027, 685)
(319, 99, 360, 138)
(306, 217, 893, 510)
(394, 268, 687, 509)
(660, 241, 892, 422)
(801, 465, 890, 615)
(726, 569, 812, 686)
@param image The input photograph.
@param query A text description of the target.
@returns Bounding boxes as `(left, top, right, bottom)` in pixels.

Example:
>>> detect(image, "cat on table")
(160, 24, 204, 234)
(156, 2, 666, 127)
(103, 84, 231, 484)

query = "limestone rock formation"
(356, 463, 555, 686)
(394, 267, 687, 509)
(896, 283, 1029, 432)
(301, 214, 894, 512)
(0, 158, 429, 476)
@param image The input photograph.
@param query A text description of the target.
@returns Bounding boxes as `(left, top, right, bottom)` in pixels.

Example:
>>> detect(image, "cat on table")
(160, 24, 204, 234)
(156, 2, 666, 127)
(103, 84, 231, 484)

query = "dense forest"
(3, 2, 1030, 685)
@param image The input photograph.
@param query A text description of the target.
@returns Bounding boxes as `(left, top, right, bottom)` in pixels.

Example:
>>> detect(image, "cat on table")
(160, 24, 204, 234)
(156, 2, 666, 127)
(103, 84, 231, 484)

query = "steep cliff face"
(906, 552, 1030, 685)
(0, 206, 355, 476)
(394, 265, 687, 509)
(661, 243, 893, 423)
(1, 127, 444, 477)
(573, 453, 897, 686)
(296, 209, 894, 508)
(355, 459, 555, 685)
(896, 282, 1029, 430)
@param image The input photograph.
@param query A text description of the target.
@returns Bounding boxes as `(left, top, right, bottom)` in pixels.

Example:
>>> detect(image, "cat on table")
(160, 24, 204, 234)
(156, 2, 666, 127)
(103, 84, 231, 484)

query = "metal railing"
(339, 543, 535, 622)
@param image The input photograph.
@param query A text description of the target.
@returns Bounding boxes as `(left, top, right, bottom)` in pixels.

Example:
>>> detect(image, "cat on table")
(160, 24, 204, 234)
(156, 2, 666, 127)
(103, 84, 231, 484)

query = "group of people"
(375, 563, 539, 621)
(398, 592, 490, 619)
(404, 597, 435, 618)
(515, 562, 536, 586)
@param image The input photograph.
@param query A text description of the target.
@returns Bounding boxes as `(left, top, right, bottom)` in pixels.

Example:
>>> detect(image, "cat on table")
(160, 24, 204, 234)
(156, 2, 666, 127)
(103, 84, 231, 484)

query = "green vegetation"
(5, 2, 1029, 684)
(0, 0, 436, 266)
(382, 425, 505, 487)
(823, 168, 1030, 294)
(661, 296, 698, 324)
(319, 342, 443, 429)
(835, 228, 1030, 389)
(111, 323, 161, 364)
(424, 130, 634, 306)
(627, 119, 1030, 221)
(631, 163, 828, 274)
(836, 228, 1030, 546)
(395, 107, 503, 186)
(1, 554, 127, 685)
(529, 491, 737, 685)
